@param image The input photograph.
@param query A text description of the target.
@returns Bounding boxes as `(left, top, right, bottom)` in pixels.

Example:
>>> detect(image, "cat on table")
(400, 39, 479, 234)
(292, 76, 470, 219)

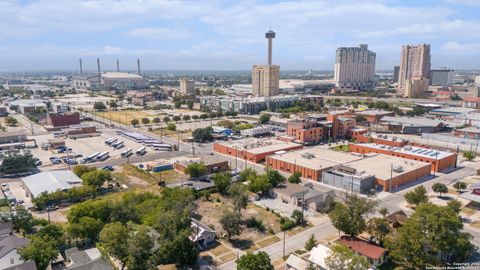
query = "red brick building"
(286, 119, 329, 144)
(454, 127, 480, 140)
(351, 131, 407, 147)
(213, 139, 302, 163)
(349, 143, 456, 172)
(43, 112, 80, 128)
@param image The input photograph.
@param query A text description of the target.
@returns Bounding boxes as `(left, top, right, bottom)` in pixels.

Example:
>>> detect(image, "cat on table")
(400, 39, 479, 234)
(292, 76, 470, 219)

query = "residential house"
(190, 218, 216, 249)
(0, 223, 36, 270)
(336, 236, 386, 267)
(273, 182, 335, 212)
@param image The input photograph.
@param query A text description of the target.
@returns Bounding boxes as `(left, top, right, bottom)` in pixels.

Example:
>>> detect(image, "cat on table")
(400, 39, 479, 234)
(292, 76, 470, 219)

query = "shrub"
(246, 217, 265, 232)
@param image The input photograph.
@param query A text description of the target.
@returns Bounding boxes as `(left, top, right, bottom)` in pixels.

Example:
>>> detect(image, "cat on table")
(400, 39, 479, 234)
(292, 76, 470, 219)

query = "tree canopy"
(325, 244, 370, 270)
(404, 185, 428, 206)
(328, 195, 377, 236)
(212, 172, 231, 194)
(237, 251, 273, 270)
(0, 150, 36, 174)
(185, 162, 207, 178)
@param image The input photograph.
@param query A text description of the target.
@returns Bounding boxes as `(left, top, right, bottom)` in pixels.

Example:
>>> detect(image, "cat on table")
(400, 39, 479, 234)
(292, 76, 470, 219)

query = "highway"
(323, 95, 463, 106)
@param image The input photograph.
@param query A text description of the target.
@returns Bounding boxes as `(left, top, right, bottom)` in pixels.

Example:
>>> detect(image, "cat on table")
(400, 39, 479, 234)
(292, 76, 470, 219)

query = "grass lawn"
(470, 221, 480, 229)
(209, 242, 232, 257)
(217, 252, 237, 264)
(330, 144, 350, 152)
(94, 110, 164, 126)
(255, 235, 281, 248)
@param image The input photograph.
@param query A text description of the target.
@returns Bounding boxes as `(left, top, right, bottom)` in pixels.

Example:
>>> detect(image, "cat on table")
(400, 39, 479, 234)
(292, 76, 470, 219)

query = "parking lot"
(2, 181, 33, 208)
(30, 128, 149, 168)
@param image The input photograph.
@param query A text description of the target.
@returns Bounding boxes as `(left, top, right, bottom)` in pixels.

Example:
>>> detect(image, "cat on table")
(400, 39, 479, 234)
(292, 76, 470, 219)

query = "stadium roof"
(101, 72, 143, 79)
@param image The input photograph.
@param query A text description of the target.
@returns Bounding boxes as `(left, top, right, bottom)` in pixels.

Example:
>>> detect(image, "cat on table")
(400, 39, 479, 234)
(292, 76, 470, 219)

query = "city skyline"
(1, 0, 479, 71)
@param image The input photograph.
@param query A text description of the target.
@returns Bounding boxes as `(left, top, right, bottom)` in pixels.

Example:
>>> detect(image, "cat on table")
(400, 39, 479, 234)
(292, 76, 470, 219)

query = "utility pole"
(389, 164, 393, 193)
(433, 152, 438, 176)
(192, 140, 195, 155)
(301, 189, 305, 224)
(283, 230, 286, 258)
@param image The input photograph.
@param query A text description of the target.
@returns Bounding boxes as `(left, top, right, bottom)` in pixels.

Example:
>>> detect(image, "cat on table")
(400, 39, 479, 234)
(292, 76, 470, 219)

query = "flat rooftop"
(217, 139, 301, 155)
(173, 155, 226, 166)
(101, 72, 143, 79)
(430, 107, 479, 115)
(356, 109, 393, 116)
(356, 143, 455, 160)
(344, 154, 431, 180)
(269, 147, 365, 171)
(380, 116, 445, 127)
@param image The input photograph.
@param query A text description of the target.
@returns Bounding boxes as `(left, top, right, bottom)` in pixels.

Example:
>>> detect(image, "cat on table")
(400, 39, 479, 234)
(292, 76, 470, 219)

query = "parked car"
(101, 165, 114, 171)
(50, 157, 62, 164)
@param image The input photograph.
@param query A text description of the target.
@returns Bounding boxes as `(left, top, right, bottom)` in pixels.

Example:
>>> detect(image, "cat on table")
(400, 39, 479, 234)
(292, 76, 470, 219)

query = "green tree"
(291, 209, 304, 225)
(126, 225, 154, 270)
(192, 115, 199, 121)
(109, 100, 118, 110)
(228, 183, 249, 213)
(152, 117, 160, 124)
(130, 119, 139, 126)
(185, 162, 207, 178)
(0, 150, 36, 174)
(325, 244, 370, 270)
(141, 117, 150, 125)
(379, 207, 389, 218)
(220, 211, 241, 241)
(68, 216, 103, 242)
(11, 205, 34, 235)
(217, 119, 235, 129)
(447, 199, 462, 213)
(239, 168, 257, 182)
(93, 101, 106, 110)
(37, 224, 64, 246)
(19, 236, 59, 270)
(183, 115, 191, 122)
(236, 251, 273, 270)
(304, 234, 317, 251)
(72, 165, 96, 177)
(5, 116, 17, 126)
(172, 115, 181, 122)
(265, 168, 285, 187)
(81, 170, 112, 187)
(259, 114, 271, 124)
(200, 113, 208, 120)
(100, 222, 129, 269)
(453, 181, 467, 193)
(288, 171, 302, 184)
(248, 174, 271, 195)
(386, 203, 473, 268)
(192, 127, 213, 142)
(366, 217, 390, 245)
(432, 183, 448, 197)
(328, 195, 377, 236)
(212, 172, 231, 194)
(166, 123, 176, 131)
(463, 151, 475, 161)
(404, 185, 428, 206)
(163, 116, 171, 123)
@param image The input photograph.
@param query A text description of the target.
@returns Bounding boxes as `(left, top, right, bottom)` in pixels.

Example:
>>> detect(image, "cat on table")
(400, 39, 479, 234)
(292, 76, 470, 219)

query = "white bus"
(104, 138, 117, 145)
(135, 147, 147, 155)
(151, 143, 172, 151)
(121, 148, 133, 158)
(96, 151, 110, 161)
(113, 141, 124, 149)
(83, 152, 100, 163)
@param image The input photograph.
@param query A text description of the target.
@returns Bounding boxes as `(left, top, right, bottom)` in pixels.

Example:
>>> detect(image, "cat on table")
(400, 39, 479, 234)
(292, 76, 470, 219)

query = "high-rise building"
(393, 66, 400, 83)
(252, 30, 280, 96)
(180, 78, 195, 95)
(398, 44, 431, 95)
(334, 44, 376, 90)
(430, 68, 453, 86)
(252, 65, 280, 96)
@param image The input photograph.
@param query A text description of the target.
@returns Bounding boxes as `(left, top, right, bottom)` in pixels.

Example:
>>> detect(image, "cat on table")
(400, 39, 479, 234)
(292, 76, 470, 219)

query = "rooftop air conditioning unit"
(392, 165, 404, 173)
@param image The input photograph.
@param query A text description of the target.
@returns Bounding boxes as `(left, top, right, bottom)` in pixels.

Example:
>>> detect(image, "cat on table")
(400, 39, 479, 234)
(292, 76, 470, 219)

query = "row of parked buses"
(81, 151, 109, 164)
(105, 138, 124, 149)
(115, 131, 173, 151)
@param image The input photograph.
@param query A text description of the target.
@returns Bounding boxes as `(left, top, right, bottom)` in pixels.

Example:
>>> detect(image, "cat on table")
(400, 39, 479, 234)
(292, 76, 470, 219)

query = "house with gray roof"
(273, 182, 335, 212)
(64, 247, 113, 270)
(0, 223, 36, 270)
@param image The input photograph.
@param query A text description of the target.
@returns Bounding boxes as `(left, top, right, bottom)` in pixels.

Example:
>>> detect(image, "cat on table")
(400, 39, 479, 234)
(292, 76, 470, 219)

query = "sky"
(0, 0, 479, 72)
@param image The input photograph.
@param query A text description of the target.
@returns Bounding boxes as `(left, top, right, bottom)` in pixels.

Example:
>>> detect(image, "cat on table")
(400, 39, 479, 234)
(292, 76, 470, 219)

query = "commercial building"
(279, 79, 334, 94)
(398, 44, 431, 96)
(327, 113, 356, 140)
(180, 78, 195, 95)
(286, 119, 330, 144)
(326, 154, 431, 192)
(273, 182, 335, 212)
(348, 143, 456, 172)
(214, 138, 302, 163)
(352, 132, 407, 147)
(8, 99, 46, 114)
(64, 124, 97, 138)
(0, 131, 27, 145)
(252, 30, 280, 96)
(454, 127, 480, 140)
(198, 95, 322, 115)
(463, 97, 480, 109)
(42, 112, 81, 129)
(266, 147, 364, 181)
(371, 116, 446, 134)
(334, 44, 376, 90)
(101, 72, 145, 89)
(22, 170, 83, 198)
(240, 126, 272, 137)
(173, 155, 229, 175)
(430, 68, 454, 86)
(404, 77, 429, 98)
(252, 65, 280, 96)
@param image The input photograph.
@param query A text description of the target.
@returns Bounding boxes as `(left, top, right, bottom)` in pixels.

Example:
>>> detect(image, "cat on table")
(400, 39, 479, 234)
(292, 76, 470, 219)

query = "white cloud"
(445, 0, 480, 6)
(125, 27, 190, 40)
(442, 42, 480, 52)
